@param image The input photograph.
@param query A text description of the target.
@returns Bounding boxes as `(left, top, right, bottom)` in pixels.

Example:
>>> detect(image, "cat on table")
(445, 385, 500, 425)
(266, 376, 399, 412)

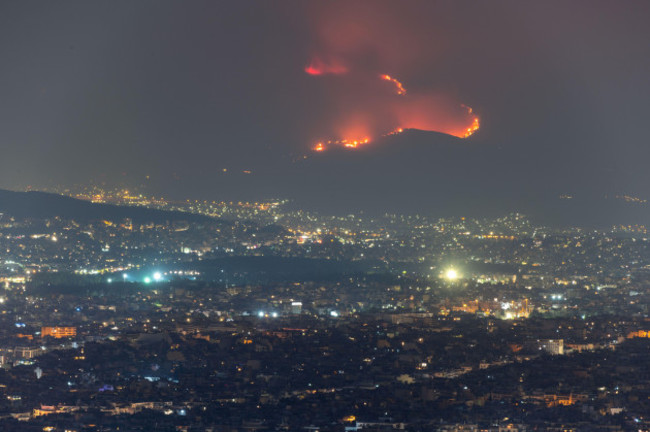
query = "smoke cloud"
(303, 1, 480, 151)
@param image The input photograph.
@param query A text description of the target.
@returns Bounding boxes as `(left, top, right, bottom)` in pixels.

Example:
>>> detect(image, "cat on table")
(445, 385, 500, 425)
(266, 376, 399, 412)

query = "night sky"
(1, 1, 649, 221)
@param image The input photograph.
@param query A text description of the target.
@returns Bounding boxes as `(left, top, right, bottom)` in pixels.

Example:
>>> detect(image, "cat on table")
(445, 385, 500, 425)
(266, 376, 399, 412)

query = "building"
(538, 339, 564, 355)
(41, 327, 77, 339)
(291, 301, 302, 315)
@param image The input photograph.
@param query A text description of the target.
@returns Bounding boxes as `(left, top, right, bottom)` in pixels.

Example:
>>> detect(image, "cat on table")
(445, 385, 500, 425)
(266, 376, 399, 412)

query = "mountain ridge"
(0, 189, 218, 224)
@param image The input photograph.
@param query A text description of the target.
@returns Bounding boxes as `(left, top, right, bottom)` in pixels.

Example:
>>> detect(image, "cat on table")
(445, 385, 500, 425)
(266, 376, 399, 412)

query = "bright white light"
(107, 278, 112, 283)
(271, 312, 278, 318)
(122, 273, 128, 280)
(445, 268, 459, 280)
(153, 272, 162, 281)
(330, 311, 339, 317)
(144, 277, 152, 284)
(258, 311, 265, 318)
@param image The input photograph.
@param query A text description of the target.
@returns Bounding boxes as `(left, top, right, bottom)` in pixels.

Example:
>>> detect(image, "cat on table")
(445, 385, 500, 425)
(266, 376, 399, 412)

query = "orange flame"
(380, 74, 407, 95)
(462, 116, 480, 138)
(305, 56, 348, 75)
(313, 137, 371, 152)
(460, 105, 480, 138)
(384, 127, 404, 137)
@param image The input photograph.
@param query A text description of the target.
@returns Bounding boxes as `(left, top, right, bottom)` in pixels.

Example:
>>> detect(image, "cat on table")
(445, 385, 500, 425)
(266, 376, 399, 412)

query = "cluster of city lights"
(107, 271, 165, 284)
(257, 311, 279, 318)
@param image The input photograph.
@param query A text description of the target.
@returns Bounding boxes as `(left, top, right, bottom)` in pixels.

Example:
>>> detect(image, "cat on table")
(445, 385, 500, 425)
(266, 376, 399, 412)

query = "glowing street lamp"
(444, 268, 460, 281)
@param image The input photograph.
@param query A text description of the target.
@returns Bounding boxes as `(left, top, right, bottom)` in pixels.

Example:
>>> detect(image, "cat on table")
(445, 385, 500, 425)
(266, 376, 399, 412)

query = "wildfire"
(311, 130, 408, 152)
(342, 137, 370, 148)
(462, 116, 480, 138)
(460, 105, 480, 138)
(304, 56, 348, 75)
(384, 127, 404, 136)
(306, 68, 480, 152)
(380, 74, 407, 95)
(313, 137, 371, 152)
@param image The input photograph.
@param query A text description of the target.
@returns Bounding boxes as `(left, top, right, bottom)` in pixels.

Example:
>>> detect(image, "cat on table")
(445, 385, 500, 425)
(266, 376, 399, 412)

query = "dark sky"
(1, 1, 649, 221)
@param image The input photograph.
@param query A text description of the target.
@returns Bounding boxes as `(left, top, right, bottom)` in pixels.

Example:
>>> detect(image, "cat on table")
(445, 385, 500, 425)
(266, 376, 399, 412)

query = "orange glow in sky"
(306, 70, 480, 151)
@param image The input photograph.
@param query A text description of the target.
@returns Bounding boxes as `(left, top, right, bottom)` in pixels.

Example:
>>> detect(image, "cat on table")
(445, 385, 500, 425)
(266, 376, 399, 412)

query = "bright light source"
(271, 312, 278, 318)
(330, 311, 339, 317)
(258, 311, 265, 318)
(153, 272, 162, 281)
(107, 278, 112, 283)
(445, 268, 459, 280)
(144, 277, 152, 284)
(122, 273, 128, 280)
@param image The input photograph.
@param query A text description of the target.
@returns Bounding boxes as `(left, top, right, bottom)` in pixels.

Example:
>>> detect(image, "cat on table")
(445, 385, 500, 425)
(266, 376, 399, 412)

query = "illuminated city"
(0, 187, 649, 430)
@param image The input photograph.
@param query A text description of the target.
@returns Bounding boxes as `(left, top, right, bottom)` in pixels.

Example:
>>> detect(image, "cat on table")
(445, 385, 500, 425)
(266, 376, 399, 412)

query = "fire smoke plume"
(303, 2, 480, 152)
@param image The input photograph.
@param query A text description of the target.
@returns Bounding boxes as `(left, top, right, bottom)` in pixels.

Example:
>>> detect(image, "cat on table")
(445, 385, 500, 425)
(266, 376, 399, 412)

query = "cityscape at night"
(1, 1, 649, 431)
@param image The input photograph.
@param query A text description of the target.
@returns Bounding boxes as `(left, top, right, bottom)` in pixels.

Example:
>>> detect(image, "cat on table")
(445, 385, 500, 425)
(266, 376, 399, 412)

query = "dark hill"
(181, 256, 388, 284)
(0, 189, 217, 224)
(281, 130, 650, 228)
